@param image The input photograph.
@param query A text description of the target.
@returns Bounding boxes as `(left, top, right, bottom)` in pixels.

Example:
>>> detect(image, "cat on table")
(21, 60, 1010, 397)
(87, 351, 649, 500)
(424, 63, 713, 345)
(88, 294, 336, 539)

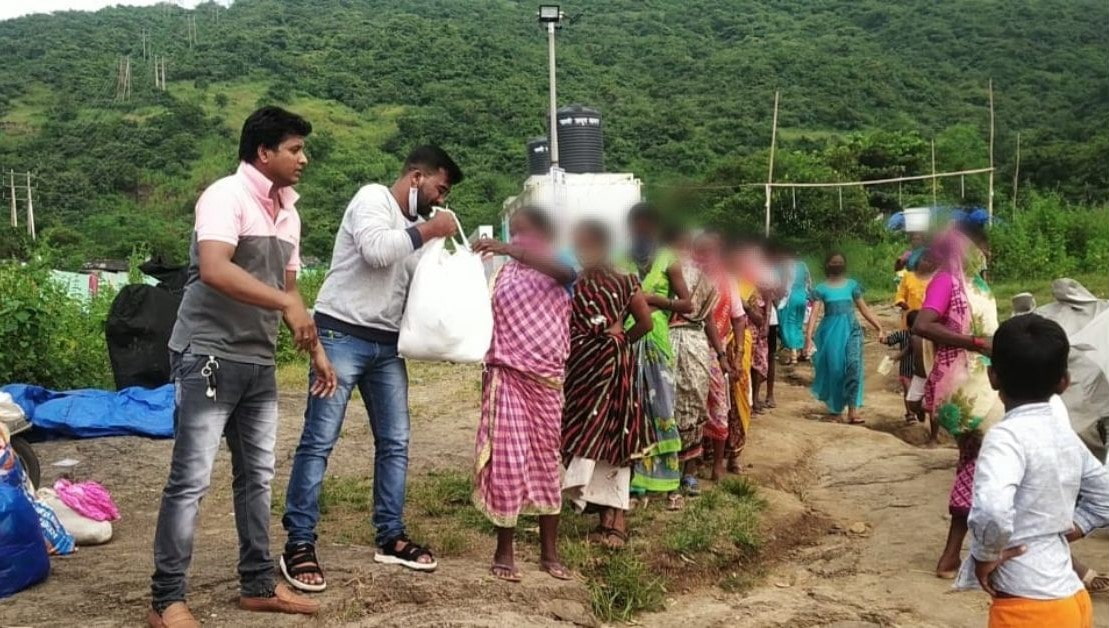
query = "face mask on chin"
(408, 185, 433, 218)
(826, 265, 846, 277)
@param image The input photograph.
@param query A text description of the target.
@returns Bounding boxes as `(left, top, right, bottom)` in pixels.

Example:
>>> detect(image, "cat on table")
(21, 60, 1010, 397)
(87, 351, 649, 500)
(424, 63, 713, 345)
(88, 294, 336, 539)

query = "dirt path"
(4, 311, 1109, 627)
(644, 321, 1109, 627)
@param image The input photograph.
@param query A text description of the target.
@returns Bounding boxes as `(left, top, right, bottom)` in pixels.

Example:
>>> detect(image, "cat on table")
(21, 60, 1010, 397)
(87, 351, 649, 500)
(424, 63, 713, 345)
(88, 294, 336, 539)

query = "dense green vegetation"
(0, 0, 1106, 267)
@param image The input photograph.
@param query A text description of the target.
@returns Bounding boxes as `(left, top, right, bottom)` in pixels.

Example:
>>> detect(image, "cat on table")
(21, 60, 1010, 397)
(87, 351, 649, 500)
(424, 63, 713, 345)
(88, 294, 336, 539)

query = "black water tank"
(556, 105, 604, 174)
(526, 136, 550, 175)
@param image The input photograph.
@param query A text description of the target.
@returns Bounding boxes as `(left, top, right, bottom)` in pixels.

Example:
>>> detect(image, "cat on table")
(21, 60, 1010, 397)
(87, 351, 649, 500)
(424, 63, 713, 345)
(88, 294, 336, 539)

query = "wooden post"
(931, 139, 938, 208)
(838, 186, 843, 211)
(25, 172, 34, 241)
(1012, 132, 1021, 209)
(764, 90, 780, 237)
(9, 169, 17, 228)
(988, 79, 995, 224)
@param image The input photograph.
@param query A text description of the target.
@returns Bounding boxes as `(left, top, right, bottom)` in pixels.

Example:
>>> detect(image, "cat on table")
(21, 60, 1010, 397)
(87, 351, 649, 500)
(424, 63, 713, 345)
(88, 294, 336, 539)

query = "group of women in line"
(466, 192, 1009, 587)
(469, 203, 799, 581)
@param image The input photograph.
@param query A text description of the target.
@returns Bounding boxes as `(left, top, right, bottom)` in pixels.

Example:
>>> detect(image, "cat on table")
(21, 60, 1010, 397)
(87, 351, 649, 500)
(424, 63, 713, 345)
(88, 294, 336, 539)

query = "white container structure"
(903, 207, 932, 233)
(501, 169, 643, 251)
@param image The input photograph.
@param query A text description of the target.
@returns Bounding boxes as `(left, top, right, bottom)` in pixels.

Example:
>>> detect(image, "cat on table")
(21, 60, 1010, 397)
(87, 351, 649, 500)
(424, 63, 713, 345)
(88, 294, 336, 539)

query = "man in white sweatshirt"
(279, 146, 462, 591)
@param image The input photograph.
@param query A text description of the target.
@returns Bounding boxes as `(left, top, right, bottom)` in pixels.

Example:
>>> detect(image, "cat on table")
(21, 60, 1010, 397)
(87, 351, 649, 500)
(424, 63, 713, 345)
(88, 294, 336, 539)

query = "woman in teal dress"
(779, 250, 811, 363)
(804, 252, 883, 424)
(622, 204, 692, 509)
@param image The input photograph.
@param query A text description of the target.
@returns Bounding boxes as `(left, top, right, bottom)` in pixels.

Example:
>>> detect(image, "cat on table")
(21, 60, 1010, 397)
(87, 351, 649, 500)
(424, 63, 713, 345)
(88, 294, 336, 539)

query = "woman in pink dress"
(472, 207, 577, 582)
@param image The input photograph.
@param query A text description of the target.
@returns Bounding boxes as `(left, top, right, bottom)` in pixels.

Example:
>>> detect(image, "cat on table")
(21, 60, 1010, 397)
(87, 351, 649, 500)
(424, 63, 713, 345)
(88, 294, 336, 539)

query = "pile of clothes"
(0, 421, 120, 598)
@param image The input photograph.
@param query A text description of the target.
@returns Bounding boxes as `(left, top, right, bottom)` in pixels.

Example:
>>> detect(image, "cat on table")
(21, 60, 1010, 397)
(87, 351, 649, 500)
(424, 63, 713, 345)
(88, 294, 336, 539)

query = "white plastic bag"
(398, 211, 493, 363)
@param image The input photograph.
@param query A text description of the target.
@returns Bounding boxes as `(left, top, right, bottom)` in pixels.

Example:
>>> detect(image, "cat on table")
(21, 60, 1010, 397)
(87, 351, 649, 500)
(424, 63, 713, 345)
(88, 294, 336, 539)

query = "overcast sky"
(0, 1, 227, 22)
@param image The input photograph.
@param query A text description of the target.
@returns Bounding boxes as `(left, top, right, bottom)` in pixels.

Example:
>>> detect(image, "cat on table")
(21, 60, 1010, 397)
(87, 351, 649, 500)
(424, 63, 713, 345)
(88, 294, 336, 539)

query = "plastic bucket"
(903, 207, 930, 233)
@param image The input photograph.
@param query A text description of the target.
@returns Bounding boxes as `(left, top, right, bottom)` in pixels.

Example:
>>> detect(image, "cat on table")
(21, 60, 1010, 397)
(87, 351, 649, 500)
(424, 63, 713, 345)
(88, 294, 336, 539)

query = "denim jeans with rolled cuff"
(282, 329, 411, 549)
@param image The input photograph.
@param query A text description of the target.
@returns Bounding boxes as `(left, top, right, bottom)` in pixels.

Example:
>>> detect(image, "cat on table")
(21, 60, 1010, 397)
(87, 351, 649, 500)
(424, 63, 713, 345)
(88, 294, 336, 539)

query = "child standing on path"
(882, 310, 920, 424)
(956, 314, 1109, 627)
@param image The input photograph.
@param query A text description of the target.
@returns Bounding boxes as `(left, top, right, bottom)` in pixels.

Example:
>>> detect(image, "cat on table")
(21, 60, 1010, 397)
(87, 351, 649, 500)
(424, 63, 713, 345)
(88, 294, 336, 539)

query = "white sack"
(398, 212, 493, 363)
(36, 488, 113, 546)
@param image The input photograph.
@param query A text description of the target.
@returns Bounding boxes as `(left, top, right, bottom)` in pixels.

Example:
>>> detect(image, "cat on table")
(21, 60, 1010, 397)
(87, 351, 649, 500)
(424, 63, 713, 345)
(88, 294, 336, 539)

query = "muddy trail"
(3, 310, 1109, 627)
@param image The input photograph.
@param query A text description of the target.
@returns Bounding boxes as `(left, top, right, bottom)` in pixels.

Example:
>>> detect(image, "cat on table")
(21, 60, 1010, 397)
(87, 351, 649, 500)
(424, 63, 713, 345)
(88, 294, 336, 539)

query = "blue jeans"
(152, 352, 277, 607)
(282, 330, 411, 548)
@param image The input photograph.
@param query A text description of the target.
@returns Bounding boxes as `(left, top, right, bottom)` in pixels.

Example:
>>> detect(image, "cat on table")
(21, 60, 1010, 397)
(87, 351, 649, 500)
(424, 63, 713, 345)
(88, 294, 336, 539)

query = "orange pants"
(989, 590, 1092, 628)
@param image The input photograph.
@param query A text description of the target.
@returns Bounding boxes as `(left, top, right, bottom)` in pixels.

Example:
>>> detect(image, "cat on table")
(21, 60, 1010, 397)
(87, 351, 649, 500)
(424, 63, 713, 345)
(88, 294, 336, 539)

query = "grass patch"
(559, 480, 770, 623)
(587, 552, 667, 623)
(665, 484, 767, 558)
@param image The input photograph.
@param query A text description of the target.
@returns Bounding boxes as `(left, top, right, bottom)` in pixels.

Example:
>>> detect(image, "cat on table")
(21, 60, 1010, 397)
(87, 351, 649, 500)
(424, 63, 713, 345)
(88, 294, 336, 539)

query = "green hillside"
(0, 0, 1106, 266)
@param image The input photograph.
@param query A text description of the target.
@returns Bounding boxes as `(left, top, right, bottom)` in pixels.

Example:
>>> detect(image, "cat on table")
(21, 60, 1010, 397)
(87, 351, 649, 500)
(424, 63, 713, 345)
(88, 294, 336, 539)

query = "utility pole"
(186, 14, 198, 48)
(5, 171, 36, 238)
(125, 56, 132, 101)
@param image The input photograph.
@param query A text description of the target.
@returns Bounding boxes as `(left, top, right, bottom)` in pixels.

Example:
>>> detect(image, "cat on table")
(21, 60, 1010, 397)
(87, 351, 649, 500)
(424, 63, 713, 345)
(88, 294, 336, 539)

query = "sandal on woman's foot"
(490, 563, 522, 582)
(1082, 568, 1109, 593)
(280, 542, 327, 592)
(847, 417, 866, 425)
(681, 475, 701, 497)
(540, 560, 574, 581)
(375, 535, 437, 571)
(765, 399, 777, 409)
(601, 528, 628, 549)
(667, 493, 685, 511)
(726, 458, 742, 474)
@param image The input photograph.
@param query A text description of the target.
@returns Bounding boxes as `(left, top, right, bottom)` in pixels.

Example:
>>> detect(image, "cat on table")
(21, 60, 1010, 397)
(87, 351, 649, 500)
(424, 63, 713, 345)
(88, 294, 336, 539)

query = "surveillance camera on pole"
(538, 5, 565, 170)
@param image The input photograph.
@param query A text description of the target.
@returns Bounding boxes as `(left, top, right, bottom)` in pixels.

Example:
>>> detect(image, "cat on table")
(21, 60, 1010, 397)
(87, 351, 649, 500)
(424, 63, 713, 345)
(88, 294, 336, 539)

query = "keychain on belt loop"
(201, 355, 220, 399)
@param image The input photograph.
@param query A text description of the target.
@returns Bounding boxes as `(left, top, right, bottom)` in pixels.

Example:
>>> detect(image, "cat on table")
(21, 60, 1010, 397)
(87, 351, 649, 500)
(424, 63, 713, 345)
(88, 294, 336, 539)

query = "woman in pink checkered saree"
(471, 207, 578, 583)
(913, 219, 1001, 579)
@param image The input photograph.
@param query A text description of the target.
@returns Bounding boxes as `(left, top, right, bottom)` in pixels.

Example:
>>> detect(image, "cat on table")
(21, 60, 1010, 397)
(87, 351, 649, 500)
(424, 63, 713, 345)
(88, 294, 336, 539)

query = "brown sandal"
(540, 560, 574, 580)
(490, 562, 522, 582)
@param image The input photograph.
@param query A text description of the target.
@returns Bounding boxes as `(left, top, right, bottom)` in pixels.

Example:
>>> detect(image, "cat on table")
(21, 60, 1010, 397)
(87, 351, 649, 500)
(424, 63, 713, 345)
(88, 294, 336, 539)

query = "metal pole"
(547, 22, 559, 169)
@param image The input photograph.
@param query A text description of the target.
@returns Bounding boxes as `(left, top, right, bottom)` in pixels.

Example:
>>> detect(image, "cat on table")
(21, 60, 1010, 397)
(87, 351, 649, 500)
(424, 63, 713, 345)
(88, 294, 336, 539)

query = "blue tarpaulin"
(0, 384, 174, 439)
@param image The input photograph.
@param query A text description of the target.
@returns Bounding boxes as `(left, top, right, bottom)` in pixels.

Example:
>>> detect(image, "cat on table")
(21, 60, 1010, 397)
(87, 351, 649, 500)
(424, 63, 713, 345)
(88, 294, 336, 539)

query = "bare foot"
(711, 459, 725, 481)
(935, 554, 961, 579)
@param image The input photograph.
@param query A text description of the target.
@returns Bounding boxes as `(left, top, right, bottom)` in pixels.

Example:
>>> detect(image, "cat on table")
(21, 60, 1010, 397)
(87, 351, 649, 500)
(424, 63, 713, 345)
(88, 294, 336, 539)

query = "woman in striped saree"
(562, 221, 653, 548)
(472, 207, 577, 583)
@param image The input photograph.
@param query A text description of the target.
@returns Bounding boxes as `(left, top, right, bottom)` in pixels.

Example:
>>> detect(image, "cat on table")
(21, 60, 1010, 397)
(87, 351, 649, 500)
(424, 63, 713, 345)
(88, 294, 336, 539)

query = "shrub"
(0, 261, 114, 389)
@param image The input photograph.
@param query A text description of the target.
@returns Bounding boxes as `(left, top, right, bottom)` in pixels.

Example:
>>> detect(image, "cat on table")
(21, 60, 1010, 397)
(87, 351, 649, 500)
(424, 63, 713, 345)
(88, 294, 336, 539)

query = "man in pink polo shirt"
(150, 107, 336, 627)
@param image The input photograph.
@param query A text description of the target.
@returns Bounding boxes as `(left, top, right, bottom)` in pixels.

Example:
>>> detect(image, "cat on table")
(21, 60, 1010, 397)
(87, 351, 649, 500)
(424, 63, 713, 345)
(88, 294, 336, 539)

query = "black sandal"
(374, 535, 438, 572)
(280, 542, 327, 592)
